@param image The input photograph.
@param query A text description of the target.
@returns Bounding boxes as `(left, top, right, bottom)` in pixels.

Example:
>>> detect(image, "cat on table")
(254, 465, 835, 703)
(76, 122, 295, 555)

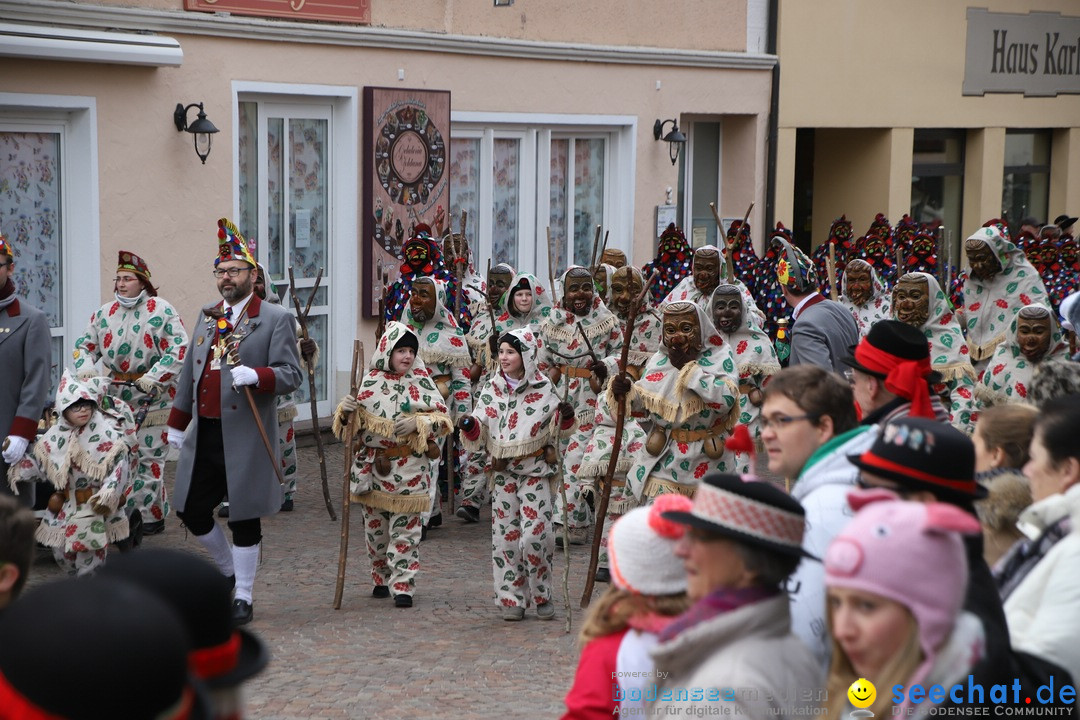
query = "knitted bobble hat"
(608, 494, 693, 596)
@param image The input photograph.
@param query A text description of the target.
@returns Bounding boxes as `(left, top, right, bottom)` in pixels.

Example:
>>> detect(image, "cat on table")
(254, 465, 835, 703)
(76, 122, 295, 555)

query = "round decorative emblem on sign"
(375, 105, 445, 208)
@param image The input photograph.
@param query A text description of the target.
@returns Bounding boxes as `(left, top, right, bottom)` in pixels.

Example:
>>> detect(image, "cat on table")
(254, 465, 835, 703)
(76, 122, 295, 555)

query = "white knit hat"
(608, 494, 692, 596)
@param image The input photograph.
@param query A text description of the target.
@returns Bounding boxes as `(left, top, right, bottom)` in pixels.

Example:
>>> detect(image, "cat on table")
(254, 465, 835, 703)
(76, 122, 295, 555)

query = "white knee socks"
(232, 544, 260, 604)
(196, 524, 234, 577)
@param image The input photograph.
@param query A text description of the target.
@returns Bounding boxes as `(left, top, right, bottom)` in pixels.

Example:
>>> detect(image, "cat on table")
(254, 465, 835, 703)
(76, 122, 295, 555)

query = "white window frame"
(452, 111, 636, 283)
(232, 81, 357, 419)
(0, 93, 99, 385)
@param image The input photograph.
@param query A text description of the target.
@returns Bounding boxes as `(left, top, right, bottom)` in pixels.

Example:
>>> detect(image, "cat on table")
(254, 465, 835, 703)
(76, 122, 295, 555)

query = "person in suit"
(0, 234, 51, 508)
(166, 218, 302, 625)
(773, 236, 858, 374)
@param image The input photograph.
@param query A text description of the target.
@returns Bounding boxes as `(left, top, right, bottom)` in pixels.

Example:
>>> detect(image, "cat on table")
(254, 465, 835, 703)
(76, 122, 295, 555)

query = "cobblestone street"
(26, 438, 594, 719)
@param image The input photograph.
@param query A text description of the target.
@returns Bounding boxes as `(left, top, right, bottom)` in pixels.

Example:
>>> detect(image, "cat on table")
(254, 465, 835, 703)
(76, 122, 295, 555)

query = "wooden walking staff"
(225, 342, 288, 491)
(334, 340, 363, 610)
(287, 267, 336, 521)
(446, 211, 467, 516)
(550, 371, 573, 633)
(580, 271, 658, 608)
(827, 241, 839, 301)
(546, 226, 557, 291)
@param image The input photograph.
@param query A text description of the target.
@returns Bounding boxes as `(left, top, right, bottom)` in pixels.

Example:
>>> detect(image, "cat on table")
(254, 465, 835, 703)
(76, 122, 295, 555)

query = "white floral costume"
(892, 272, 978, 433)
(662, 268, 766, 329)
(975, 304, 1068, 408)
(332, 322, 452, 598)
(404, 279, 471, 522)
(537, 268, 623, 531)
(626, 304, 741, 501)
(962, 225, 1049, 363)
(9, 371, 135, 575)
(839, 259, 892, 338)
(72, 293, 187, 524)
(462, 328, 571, 611)
(708, 284, 781, 472)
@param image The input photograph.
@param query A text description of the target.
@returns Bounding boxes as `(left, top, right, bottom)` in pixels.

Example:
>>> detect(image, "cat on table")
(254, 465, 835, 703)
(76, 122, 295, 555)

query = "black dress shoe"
(231, 599, 253, 626)
(217, 504, 230, 518)
(372, 585, 390, 599)
(142, 520, 165, 536)
(394, 594, 413, 608)
(594, 567, 611, 584)
(280, 497, 294, 512)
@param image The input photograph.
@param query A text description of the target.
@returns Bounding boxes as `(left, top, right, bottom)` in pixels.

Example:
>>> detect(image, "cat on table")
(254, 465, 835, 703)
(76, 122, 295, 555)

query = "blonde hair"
(824, 605, 923, 718)
(577, 586, 691, 646)
(977, 404, 1038, 469)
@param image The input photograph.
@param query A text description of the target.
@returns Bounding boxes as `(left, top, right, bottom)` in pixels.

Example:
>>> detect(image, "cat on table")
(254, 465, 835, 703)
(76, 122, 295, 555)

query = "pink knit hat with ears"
(609, 494, 693, 596)
(825, 490, 982, 687)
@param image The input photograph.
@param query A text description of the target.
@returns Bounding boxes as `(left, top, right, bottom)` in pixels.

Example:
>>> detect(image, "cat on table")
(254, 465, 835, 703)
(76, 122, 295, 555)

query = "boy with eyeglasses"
(759, 364, 874, 666)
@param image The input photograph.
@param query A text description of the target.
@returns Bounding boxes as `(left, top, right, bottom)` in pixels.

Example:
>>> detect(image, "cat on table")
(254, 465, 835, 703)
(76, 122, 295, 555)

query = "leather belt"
(113, 371, 145, 383)
(558, 365, 592, 379)
(670, 422, 727, 443)
(382, 443, 414, 459)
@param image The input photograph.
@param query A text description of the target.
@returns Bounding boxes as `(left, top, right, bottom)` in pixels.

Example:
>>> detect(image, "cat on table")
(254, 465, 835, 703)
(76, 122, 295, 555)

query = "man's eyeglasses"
(213, 268, 251, 278)
(760, 413, 818, 430)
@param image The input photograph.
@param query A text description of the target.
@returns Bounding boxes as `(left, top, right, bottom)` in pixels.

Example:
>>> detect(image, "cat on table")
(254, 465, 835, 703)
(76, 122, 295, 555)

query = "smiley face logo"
(848, 678, 876, 709)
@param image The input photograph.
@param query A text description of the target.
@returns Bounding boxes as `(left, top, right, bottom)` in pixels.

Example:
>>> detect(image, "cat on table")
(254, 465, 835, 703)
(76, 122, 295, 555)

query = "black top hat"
(100, 549, 269, 690)
(662, 473, 814, 559)
(0, 577, 212, 719)
(848, 416, 987, 502)
(842, 319, 943, 385)
(1054, 214, 1078, 231)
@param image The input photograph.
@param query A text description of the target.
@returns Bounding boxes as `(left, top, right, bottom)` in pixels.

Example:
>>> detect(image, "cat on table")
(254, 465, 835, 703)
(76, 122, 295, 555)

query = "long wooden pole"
(333, 340, 363, 609)
(827, 242, 839, 301)
(225, 342, 288, 490)
(546, 226, 557, 291)
(551, 372, 573, 634)
(288, 266, 336, 521)
(580, 272, 657, 608)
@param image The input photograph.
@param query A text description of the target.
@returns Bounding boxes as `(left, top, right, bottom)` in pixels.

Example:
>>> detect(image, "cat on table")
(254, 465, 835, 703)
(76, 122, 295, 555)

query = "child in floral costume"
(537, 267, 623, 544)
(961, 224, 1048, 368)
(892, 272, 978, 433)
(71, 250, 187, 533)
(976, 303, 1068, 409)
(839, 258, 891, 338)
(708, 284, 780, 472)
(619, 302, 740, 502)
(460, 328, 574, 620)
(333, 322, 452, 607)
(9, 371, 135, 575)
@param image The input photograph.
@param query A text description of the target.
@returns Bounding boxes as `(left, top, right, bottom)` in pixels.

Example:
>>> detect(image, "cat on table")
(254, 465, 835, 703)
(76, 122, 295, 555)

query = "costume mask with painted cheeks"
(1016, 306, 1053, 362)
(663, 301, 703, 368)
(893, 274, 930, 328)
(563, 268, 595, 317)
(844, 261, 873, 307)
(711, 286, 743, 335)
(409, 278, 437, 323)
(965, 238, 1001, 281)
(693, 248, 721, 296)
(609, 266, 643, 319)
(404, 237, 432, 273)
(487, 264, 513, 305)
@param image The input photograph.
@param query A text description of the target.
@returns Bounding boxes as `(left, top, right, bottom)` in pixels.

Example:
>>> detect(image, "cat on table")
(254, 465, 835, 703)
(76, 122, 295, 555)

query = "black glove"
(558, 402, 574, 423)
(299, 338, 317, 362)
(488, 334, 499, 358)
(591, 361, 609, 384)
(611, 373, 633, 398)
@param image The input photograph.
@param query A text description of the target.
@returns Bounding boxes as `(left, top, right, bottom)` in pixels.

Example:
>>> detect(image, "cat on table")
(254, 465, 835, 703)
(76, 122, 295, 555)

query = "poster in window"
(362, 87, 451, 318)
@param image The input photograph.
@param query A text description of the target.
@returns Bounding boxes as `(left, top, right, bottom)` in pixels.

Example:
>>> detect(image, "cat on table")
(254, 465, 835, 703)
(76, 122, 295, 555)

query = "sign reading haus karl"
(185, 0, 370, 24)
(964, 8, 1080, 97)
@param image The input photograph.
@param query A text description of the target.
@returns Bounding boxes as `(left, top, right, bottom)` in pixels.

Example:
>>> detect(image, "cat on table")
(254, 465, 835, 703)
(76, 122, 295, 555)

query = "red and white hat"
(608, 494, 693, 596)
(662, 473, 812, 558)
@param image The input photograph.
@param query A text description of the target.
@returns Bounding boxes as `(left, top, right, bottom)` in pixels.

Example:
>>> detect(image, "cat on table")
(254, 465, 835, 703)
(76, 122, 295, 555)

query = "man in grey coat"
(774, 236, 858, 374)
(166, 219, 301, 625)
(0, 235, 51, 507)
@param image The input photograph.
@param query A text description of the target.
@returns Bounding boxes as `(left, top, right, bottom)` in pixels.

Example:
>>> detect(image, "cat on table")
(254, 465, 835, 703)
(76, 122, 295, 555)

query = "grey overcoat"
(0, 297, 51, 491)
(169, 294, 302, 521)
(789, 295, 860, 374)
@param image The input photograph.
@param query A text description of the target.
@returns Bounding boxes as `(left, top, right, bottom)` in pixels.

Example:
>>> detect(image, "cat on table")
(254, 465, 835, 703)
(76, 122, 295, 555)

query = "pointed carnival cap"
(215, 218, 256, 267)
(772, 234, 817, 293)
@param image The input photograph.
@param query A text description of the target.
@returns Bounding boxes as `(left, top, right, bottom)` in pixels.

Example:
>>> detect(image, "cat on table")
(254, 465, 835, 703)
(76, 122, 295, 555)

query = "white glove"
(338, 394, 358, 413)
(393, 416, 418, 437)
(2, 436, 29, 464)
(230, 364, 258, 387)
(166, 427, 185, 450)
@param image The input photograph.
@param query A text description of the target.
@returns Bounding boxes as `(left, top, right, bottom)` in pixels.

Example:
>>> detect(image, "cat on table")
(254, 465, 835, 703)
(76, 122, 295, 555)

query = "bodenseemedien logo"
(849, 678, 877, 717)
